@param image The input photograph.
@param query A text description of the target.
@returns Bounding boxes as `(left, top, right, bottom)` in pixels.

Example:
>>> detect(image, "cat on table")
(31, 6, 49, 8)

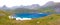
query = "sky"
(0, 0, 60, 7)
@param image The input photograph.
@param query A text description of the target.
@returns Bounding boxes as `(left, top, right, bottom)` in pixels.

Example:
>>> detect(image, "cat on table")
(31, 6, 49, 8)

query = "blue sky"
(0, 0, 60, 7)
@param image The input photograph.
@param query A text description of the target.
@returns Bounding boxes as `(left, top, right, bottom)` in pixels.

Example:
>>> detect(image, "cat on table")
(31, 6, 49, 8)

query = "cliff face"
(54, 3, 60, 13)
(42, 1, 54, 8)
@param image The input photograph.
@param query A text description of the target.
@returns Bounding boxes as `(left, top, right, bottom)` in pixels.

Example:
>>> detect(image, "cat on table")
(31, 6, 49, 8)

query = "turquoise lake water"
(14, 13, 49, 18)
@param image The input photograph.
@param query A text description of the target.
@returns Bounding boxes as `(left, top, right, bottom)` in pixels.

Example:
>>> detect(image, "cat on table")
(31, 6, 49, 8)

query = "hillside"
(0, 11, 60, 25)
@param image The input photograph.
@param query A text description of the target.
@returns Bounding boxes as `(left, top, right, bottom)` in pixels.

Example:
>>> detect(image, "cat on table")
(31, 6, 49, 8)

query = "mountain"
(0, 5, 11, 11)
(13, 7, 39, 13)
(54, 2, 60, 13)
(30, 4, 40, 9)
(41, 1, 54, 8)
(2, 5, 9, 9)
(11, 4, 40, 10)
